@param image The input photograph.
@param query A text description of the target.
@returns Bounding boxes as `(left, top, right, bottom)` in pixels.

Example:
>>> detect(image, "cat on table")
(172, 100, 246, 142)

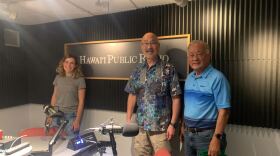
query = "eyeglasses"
(141, 41, 159, 47)
(188, 53, 206, 58)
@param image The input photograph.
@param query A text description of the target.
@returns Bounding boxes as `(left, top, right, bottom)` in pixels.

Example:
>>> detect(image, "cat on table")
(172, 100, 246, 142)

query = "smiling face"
(188, 41, 211, 75)
(141, 32, 160, 61)
(63, 57, 76, 74)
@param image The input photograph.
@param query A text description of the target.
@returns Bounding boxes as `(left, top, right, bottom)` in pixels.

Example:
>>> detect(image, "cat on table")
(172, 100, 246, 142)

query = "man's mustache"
(146, 49, 154, 52)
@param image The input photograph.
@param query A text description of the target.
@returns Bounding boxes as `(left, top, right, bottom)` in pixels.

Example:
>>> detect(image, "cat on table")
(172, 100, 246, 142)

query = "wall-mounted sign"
(65, 34, 190, 80)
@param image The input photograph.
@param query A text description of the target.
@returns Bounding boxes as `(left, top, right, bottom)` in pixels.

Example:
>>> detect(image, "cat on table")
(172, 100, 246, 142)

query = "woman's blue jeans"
(52, 112, 78, 139)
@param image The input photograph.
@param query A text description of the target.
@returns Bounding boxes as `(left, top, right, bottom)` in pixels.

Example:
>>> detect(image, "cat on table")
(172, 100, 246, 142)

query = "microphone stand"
(101, 120, 118, 156)
(48, 119, 68, 152)
(108, 130, 117, 156)
(31, 115, 68, 156)
(76, 118, 120, 156)
(100, 121, 118, 156)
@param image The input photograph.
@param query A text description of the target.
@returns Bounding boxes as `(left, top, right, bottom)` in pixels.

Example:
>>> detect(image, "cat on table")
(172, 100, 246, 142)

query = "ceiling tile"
(0, 0, 174, 25)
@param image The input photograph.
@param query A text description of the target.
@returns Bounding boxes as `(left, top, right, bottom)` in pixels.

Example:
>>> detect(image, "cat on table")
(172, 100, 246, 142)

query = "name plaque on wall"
(64, 34, 190, 80)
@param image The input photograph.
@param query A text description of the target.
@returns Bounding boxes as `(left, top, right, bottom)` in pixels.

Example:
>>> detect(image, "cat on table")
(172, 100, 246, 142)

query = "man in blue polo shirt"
(183, 40, 231, 156)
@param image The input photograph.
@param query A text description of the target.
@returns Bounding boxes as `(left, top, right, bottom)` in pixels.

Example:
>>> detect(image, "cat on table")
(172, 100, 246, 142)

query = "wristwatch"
(169, 122, 176, 128)
(215, 133, 222, 140)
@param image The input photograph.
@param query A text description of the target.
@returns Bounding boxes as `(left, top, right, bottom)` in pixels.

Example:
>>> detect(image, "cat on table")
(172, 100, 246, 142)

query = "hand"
(72, 119, 80, 131)
(126, 118, 131, 123)
(208, 137, 221, 156)
(166, 124, 175, 140)
(46, 117, 53, 126)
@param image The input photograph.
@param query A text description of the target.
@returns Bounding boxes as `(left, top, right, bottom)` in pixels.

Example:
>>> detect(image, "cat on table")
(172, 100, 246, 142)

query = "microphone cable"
(9, 135, 27, 149)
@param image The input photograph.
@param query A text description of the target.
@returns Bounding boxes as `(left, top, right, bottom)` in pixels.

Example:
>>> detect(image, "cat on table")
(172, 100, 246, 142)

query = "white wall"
(1, 104, 280, 156)
(0, 105, 29, 136)
(27, 104, 46, 128)
(226, 125, 280, 156)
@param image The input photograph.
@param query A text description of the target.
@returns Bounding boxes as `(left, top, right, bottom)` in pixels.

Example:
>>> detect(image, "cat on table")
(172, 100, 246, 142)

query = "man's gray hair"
(188, 40, 210, 53)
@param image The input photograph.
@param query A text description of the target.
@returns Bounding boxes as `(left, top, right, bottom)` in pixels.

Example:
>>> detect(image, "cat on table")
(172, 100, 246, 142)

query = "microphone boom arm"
(108, 130, 117, 156)
(48, 119, 68, 153)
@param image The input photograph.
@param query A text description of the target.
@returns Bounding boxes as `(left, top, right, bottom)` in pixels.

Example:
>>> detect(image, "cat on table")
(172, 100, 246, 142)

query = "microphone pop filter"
(122, 123, 139, 137)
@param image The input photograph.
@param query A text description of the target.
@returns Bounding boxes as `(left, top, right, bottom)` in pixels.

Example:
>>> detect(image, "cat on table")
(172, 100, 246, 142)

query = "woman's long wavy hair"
(56, 55, 84, 78)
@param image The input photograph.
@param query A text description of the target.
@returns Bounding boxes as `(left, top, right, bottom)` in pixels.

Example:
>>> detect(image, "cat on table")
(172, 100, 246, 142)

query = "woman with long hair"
(47, 54, 86, 138)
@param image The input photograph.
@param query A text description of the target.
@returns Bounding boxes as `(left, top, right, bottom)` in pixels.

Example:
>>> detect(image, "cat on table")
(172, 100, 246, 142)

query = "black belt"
(186, 127, 215, 133)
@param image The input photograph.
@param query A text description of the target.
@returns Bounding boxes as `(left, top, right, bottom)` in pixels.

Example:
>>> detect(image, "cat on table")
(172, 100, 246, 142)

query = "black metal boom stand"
(108, 130, 117, 156)
(48, 119, 68, 154)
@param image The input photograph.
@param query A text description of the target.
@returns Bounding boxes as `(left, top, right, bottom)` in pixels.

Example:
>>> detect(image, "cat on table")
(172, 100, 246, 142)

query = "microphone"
(87, 123, 139, 137)
(89, 124, 123, 135)
(43, 105, 63, 117)
(122, 123, 139, 137)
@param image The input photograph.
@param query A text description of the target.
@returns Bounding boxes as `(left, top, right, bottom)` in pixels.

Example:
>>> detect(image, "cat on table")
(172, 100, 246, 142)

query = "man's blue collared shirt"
(184, 65, 231, 128)
(125, 58, 181, 131)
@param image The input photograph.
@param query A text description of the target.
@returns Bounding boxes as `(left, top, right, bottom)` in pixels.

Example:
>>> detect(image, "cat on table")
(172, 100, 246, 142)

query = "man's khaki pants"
(133, 129, 171, 156)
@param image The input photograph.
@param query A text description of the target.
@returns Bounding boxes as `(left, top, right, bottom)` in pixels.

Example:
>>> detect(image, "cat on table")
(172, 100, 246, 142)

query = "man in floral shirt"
(125, 32, 181, 156)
